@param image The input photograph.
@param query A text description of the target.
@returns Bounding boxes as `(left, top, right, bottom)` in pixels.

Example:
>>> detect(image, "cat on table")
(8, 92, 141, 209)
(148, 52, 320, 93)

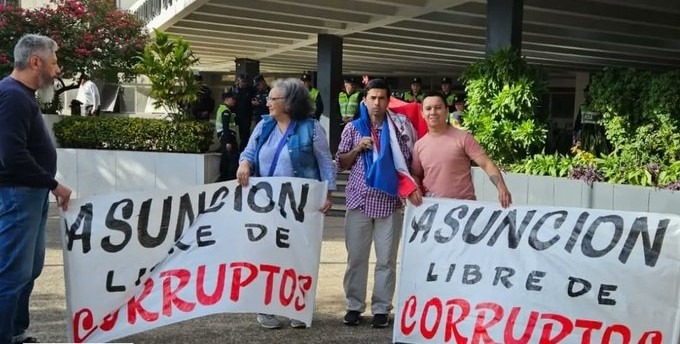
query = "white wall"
(473, 168, 680, 215)
(56, 149, 220, 199)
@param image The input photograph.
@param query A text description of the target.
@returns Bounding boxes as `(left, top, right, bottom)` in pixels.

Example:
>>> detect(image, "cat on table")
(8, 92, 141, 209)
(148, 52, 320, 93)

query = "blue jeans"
(0, 187, 49, 344)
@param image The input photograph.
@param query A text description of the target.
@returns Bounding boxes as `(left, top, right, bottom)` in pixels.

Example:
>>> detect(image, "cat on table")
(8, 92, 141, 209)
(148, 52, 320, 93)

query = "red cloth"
(389, 98, 427, 139)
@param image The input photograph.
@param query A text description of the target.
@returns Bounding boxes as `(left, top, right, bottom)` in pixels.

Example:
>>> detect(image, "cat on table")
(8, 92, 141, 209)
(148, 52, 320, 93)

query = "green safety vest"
(403, 91, 424, 103)
(309, 88, 319, 102)
(339, 91, 360, 118)
(443, 92, 456, 107)
(215, 104, 232, 133)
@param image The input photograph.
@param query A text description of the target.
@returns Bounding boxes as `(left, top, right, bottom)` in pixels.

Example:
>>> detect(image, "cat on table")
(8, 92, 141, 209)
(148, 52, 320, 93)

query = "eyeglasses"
(266, 96, 285, 102)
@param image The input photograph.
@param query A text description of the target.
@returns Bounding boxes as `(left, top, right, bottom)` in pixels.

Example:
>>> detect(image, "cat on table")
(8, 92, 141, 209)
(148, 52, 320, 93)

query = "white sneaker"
(256, 313, 282, 329)
(290, 319, 306, 328)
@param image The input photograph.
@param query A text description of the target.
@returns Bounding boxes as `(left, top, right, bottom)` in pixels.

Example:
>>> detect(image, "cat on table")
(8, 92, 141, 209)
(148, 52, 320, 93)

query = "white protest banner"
(394, 198, 680, 344)
(60, 178, 327, 343)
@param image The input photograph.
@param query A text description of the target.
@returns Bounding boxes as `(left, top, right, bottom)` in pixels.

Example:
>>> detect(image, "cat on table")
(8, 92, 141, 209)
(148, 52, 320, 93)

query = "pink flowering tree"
(0, 0, 148, 112)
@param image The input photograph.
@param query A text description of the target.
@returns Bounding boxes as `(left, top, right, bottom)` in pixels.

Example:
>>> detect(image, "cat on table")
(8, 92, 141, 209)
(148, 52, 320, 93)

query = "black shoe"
(371, 314, 389, 328)
(343, 310, 361, 326)
(18, 338, 39, 343)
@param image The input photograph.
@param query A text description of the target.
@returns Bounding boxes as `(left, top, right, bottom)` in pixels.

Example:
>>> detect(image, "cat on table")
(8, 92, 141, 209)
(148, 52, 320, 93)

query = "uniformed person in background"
(403, 77, 424, 103)
(217, 91, 239, 181)
(440, 77, 456, 113)
(301, 73, 324, 119)
(230, 74, 257, 151)
(449, 93, 466, 128)
(251, 74, 270, 124)
(339, 76, 361, 124)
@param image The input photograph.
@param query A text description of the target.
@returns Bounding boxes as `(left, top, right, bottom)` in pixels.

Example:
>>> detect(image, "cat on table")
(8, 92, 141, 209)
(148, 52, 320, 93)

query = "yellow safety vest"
(443, 92, 456, 107)
(339, 91, 360, 118)
(309, 88, 319, 102)
(215, 104, 231, 133)
(403, 91, 424, 103)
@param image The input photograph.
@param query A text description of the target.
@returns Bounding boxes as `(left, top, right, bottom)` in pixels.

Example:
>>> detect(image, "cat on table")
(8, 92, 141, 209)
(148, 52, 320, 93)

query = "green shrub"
(658, 161, 680, 188)
(580, 67, 680, 189)
(135, 30, 199, 121)
(589, 68, 680, 166)
(460, 47, 548, 166)
(512, 148, 680, 189)
(53, 116, 214, 153)
(509, 152, 573, 177)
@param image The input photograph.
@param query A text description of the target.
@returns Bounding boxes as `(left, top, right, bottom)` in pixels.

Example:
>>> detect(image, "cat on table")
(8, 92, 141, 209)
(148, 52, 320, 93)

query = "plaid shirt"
(336, 114, 415, 219)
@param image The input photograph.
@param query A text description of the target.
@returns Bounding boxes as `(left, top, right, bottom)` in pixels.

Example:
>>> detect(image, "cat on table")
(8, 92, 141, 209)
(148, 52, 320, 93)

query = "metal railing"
(132, 0, 173, 23)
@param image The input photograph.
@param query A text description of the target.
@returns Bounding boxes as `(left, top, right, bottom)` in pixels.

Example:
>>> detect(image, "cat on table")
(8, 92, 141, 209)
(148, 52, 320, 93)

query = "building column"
(234, 58, 260, 78)
(486, 0, 523, 55)
(317, 34, 343, 153)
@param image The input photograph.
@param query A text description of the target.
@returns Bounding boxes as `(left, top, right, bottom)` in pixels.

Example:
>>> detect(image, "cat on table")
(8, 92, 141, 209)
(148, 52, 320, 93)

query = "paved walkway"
(31, 205, 398, 344)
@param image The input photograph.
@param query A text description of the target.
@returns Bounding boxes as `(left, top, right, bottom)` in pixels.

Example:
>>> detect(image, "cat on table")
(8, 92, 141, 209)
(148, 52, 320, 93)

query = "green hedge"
(53, 116, 214, 153)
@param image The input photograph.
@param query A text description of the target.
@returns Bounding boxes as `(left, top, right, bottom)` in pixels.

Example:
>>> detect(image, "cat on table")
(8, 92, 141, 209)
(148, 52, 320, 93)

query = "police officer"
(339, 76, 361, 124)
(251, 74, 269, 123)
(301, 73, 324, 119)
(449, 93, 466, 128)
(217, 91, 239, 181)
(441, 77, 456, 113)
(403, 77, 424, 103)
(229, 74, 257, 151)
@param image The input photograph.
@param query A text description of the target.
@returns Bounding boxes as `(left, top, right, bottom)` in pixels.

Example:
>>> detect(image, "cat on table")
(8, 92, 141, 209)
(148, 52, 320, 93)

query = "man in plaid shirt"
(336, 78, 422, 329)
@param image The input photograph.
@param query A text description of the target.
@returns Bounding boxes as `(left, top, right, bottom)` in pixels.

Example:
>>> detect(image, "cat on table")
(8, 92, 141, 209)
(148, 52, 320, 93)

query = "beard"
(36, 70, 55, 103)
(36, 83, 55, 103)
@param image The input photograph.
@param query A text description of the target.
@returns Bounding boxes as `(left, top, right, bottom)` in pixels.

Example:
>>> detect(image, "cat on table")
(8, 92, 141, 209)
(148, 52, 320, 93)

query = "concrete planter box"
(43, 114, 64, 147)
(56, 148, 220, 198)
(472, 167, 680, 215)
(45, 114, 220, 198)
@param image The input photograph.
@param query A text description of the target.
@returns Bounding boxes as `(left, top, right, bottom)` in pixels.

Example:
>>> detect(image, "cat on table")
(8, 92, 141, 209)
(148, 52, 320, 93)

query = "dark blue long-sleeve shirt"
(0, 76, 58, 190)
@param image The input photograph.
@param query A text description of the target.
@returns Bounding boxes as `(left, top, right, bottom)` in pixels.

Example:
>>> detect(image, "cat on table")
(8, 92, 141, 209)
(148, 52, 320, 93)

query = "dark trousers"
(218, 130, 239, 182)
(236, 115, 252, 151)
(0, 187, 49, 344)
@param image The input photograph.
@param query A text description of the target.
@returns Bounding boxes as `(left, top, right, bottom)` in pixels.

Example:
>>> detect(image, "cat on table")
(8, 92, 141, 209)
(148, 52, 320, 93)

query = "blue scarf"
(352, 103, 398, 196)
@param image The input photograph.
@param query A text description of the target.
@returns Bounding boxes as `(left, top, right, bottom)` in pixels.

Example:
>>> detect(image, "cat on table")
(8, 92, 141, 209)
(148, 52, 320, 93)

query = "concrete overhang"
(129, 0, 680, 75)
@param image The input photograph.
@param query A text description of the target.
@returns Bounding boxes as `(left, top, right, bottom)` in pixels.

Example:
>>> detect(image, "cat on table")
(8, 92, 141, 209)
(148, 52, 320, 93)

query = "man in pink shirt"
(411, 92, 512, 207)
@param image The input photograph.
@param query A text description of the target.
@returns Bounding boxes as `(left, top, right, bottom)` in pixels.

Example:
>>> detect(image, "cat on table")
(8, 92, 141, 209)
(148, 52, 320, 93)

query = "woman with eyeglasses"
(236, 77, 336, 329)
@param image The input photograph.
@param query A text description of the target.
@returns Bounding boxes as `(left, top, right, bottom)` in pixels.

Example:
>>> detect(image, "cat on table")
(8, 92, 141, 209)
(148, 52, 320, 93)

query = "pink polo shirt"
(411, 127, 485, 200)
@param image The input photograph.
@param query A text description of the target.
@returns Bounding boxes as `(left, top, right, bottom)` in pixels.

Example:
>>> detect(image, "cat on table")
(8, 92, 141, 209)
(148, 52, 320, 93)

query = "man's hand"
(498, 185, 512, 208)
(342, 117, 353, 124)
(338, 137, 373, 171)
(407, 188, 423, 206)
(51, 183, 72, 211)
(355, 137, 373, 152)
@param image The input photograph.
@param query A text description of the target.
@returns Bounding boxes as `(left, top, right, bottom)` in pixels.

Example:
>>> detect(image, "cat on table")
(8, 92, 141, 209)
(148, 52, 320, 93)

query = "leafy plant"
(460, 47, 548, 166)
(53, 116, 214, 153)
(509, 145, 680, 190)
(580, 67, 680, 190)
(0, 0, 148, 112)
(135, 29, 199, 121)
(589, 68, 680, 166)
(510, 153, 573, 177)
(568, 165, 603, 186)
(642, 70, 680, 122)
(659, 161, 680, 187)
